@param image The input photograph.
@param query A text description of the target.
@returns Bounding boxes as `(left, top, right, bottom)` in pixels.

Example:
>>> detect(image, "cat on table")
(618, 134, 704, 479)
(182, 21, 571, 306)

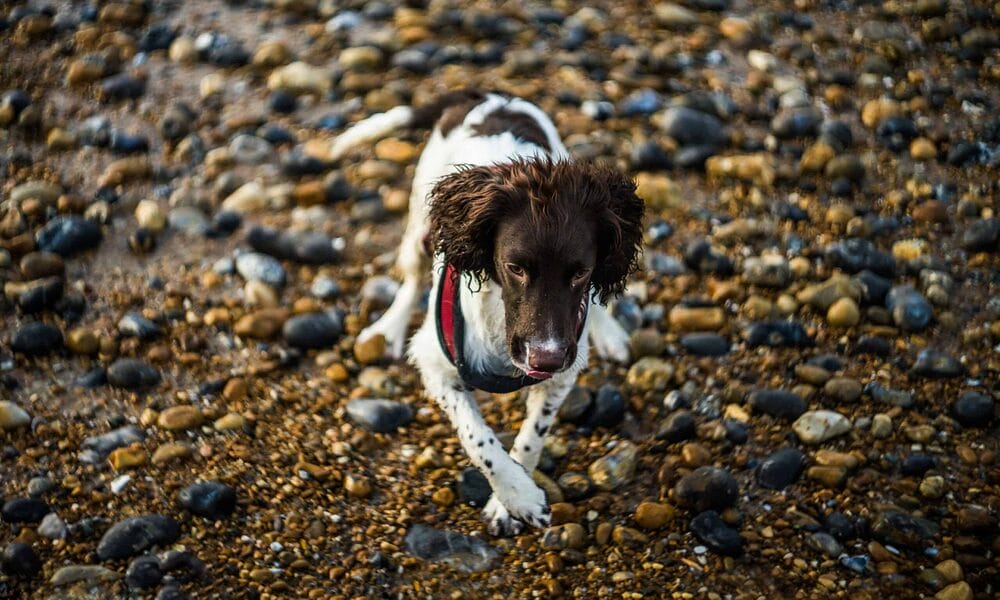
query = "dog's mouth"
(524, 369, 556, 380)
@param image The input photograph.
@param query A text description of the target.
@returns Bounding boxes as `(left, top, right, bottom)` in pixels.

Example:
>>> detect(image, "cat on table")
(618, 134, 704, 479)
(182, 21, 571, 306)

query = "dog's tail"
(327, 89, 487, 161)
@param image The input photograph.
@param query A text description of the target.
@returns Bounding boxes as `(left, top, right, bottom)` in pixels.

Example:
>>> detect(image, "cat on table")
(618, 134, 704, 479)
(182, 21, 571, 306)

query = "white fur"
(341, 94, 632, 534)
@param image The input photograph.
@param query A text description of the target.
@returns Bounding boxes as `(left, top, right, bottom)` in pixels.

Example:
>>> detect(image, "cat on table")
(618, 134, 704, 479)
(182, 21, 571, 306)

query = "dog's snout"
(526, 340, 568, 373)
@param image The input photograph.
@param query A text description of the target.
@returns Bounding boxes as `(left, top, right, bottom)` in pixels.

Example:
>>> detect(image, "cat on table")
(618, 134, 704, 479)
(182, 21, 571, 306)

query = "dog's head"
(429, 158, 644, 378)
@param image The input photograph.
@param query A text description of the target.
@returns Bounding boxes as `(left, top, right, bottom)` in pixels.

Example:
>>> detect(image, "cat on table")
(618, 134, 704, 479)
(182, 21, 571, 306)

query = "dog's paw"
(591, 323, 630, 364)
(485, 481, 550, 535)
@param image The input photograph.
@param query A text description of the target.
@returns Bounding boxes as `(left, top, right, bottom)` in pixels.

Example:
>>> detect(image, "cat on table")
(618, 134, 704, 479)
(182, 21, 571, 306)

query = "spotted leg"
(481, 378, 573, 535)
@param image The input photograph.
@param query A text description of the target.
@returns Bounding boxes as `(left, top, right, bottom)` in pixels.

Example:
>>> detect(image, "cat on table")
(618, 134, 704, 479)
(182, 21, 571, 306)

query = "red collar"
(435, 264, 588, 394)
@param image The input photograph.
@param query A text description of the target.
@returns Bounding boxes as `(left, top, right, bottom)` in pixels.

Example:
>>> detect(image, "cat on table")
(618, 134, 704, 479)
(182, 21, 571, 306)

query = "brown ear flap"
(589, 166, 645, 303)
(428, 165, 511, 283)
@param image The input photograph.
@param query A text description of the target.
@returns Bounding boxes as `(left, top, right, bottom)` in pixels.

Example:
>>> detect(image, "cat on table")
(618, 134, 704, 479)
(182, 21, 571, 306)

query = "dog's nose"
(526, 340, 568, 373)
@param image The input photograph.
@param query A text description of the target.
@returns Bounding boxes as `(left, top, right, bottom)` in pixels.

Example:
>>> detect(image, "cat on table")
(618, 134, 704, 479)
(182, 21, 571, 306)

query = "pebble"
(911, 349, 963, 378)
(235, 252, 286, 287)
(50, 565, 121, 586)
(886, 286, 932, 331)
(792, 410, 852, 444)
(952, 392, 994, 428)
(283, 312, 343, 349)
(96, 515, 181, 560)
(10, 322, 64, 355)
(178, 481, 237, 519)
(757, 448, 805, 490)
(625, 357, 675, 392)
(1, 543, 42, 578)
(404, 524, 499, 573)
(634, 502, 676, 530)
(827, 297, 861, 328)
(457, 467, 492, 507)
(748, 389, 806, 420)
(158, 406, 203, 431)
(125, 555, 162, 589)
(674, 467, 738, 511)
(690, 511, 742, 556)
(582, 384, 626, 429)
(657, 410, 696, 442)
(107, 359, 161, 390)
(346, 399, 413, 433)
(935, 582, 972, 600)
(2, 498, 50, 523)
(0, 401, 31, 431)
(38, 513, 68, 540)
(588, 441, 638, 491)
(871, 510, 938, 549)
(655, 106, 727, 148)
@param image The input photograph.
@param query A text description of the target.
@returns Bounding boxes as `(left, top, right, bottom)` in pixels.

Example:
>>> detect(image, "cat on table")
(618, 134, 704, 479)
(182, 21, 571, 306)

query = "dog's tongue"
(524, 369, 555, 380)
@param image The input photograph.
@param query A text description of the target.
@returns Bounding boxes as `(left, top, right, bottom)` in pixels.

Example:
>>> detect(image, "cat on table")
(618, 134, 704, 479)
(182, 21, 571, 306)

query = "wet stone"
(952, 392, 994, 428)
(792, 410, 851, 444)
(404, 524, 499, 573)
(125, 555, 162, 589)
(1, 543, 42, 578)
(246, 225, 342, 265)
(809, 532, 843, 558)
(282, 312, 343, 349)
(35, 216, 102, 256)
(886, 286, 932, 331)
(557, 386, 593, 423)
(50, 565, 121, 586)
(97, 515, 181, 561)
(911, 349, 963, 378)
(235, 252, 286, 287)
(107, 359, 160, 390)
(178, 481, 237, 519)
(10, 322, 64, 355)
(657, 410, 696, 443)
(871, 510, 938, 549)
(346, 399, 413, 433)
(656, 107, 727, 148)
(582, 384, 626, 429)
(744, 320, 812, 348)
(748, 389, 806, 421)
(674, 467, 738, 511)
(2, 498, 51, 523)
(757, 448, 805, 490)
(588, 441, 639, 491)
(456, 467, 491, 507)
(680, 333, 729, 356)
(690, 511, 742, 556)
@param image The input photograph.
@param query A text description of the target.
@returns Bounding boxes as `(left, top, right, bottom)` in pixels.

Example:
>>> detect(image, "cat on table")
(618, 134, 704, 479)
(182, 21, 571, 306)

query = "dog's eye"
(506, 263, 527, 279)
(572, 268, 591, 283)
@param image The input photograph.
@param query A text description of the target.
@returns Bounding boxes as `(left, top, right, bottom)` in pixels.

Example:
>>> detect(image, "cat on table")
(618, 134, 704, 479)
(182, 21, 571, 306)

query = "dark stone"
(557, 386, 592, 423)
(246, 225, 342, 264)
(900, 454, 935, 476)
(911, 349, 963, 378)
(630, 140, 672, 171)
(690, 511, 742, 556)
(656, 410, 696, 443)
(947, 142, 984, 166)
(876, 116, 919, 151)
(757, 448, 805, 490)
(952, 392, 994, 428)
(854, 270, 891, 305)
(619, 89, 662, 117)
(852, 335, 891, 356)
(886, 286, 932, 331)
(100, 74, 146, 101)
(159, 550, 205, 582)
(82, 425, 145, 456)
(723, 419, 749, 444)
(744, 321, 813, 348)
(109, 130, 149, 154)
(76, 367, 108, 388)
(97, 515, 181, 561)
(824, 511, 856, 541)
(125, 555, 162, 589)
(871, 510, 938, 549)
(159, 103, 196, 141)
(820, 120, 853, 151)
(659, 107, 727, 147)
(346, 399, 413, 433)
(282, 312, 343, 349)
(824, 239, 895, 277)
(748, 389, 806, 420)
(582, 384, 625, 429)
(1, 498, 51, 523)
(961, 218, 1000, 251)
(680, 333, 729, 356)
(268, 91, 297, 114)
(771, 107, 822, 138)
(456, 467, 492, 507)
(107, 359, 161, 390)
(35, 216, 102, 256)
(674, 466, 738, 512)
(684, 238, 733, 275)
(139, 23, 177, 52)
(209, 211, 242, 237)
(156, 585, 189, 600)
(0, 543, 41, 577)
(178, 481, 237, 519)
(17, 277, 64, 313)
(404, 524, 499, 573)
(674, 145, 718, 169)
(10, 322, 63, 355)
(118, 313, 160, 340)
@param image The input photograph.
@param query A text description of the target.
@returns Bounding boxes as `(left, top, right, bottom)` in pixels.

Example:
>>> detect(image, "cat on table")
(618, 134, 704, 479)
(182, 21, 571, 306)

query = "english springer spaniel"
(330, 90, 644, 535)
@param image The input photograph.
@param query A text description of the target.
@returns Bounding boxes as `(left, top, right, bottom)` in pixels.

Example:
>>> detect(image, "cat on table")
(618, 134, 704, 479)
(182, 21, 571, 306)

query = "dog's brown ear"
(428, 165, 510, 282)
(587, 165, 645, 303)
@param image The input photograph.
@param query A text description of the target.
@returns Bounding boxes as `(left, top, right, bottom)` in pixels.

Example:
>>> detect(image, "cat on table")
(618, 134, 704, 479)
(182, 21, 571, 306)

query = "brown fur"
(472, 108, 552, 152)
(428, 157, 644, 303)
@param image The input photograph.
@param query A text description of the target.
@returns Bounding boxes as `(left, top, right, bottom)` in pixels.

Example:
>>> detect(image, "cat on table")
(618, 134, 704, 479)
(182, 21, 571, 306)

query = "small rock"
(157, 406, 203, 431)
(2, 498, 51, 523)
(178, 481, 237, 519)
(690, 511, 742, 556)
(634, 502, 676, 530)
(792, 410, 851, 444)
(107, 358, 161, 390)
(404, 524, 499, 573)
(757, 448, 805, 490)
(1, 543, 42, 578)
(283, 311, 343, 349)
(625, 357, 675, 391)
(10, 322, 63, 355)
(346, 399, 413, 433)
(126, 555, 162, 589)
(97, 515, 181, 561)
(952, 392, 994, 428)
(748, 389, 806, 420)
(0, 401, 31, 431)
(50, 565, 121, 586)
(674, 467, 738, 511)
(588, 441, 639, 491)
(235, 252, 286, 287)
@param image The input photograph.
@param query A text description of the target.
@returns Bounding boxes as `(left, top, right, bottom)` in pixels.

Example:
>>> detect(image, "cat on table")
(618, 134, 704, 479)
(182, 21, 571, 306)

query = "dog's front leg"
(428, 382, 551, 534)
(480, 379, 573, 535)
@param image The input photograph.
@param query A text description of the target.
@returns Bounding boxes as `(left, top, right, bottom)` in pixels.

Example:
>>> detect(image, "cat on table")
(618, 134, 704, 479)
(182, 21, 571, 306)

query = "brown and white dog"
(330, 90, 644, 535)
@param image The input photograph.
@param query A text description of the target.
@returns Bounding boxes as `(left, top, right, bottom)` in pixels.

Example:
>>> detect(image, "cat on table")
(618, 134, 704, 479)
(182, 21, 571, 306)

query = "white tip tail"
(328, 105, 414, 162)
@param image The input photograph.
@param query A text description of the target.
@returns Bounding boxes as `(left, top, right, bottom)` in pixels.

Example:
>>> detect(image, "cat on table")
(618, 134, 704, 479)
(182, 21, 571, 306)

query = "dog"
(330, 90, 644, 535)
